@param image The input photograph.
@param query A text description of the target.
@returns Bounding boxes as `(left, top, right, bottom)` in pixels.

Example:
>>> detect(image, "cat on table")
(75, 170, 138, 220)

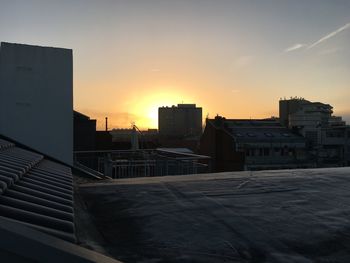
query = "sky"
(1, 0, 349, 130)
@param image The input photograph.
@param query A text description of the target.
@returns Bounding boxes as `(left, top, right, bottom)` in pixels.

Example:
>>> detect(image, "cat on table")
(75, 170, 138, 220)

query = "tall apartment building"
(158, 104, 202, 138)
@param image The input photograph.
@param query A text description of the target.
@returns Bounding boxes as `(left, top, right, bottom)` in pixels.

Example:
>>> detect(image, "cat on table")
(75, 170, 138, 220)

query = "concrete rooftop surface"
(78, 167, 350, 262)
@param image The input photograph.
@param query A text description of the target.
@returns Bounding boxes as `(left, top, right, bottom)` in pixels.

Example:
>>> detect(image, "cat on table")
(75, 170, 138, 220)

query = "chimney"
(105, 117, 108, 131)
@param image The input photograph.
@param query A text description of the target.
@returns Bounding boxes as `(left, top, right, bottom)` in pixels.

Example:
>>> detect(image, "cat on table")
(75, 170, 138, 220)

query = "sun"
(131, 89, 190, 129)
(146, 106, 159, 128)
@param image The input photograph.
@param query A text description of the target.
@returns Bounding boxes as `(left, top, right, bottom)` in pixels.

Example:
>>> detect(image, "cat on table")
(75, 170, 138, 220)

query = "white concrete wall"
(0, 42, 73, 165)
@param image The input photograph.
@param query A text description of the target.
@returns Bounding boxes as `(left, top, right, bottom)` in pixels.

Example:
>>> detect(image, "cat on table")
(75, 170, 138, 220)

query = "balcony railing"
(74, 149, 211, 179)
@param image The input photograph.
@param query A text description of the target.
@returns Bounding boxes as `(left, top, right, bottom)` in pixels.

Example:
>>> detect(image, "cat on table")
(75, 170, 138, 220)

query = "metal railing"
(74, 149, 211, 179)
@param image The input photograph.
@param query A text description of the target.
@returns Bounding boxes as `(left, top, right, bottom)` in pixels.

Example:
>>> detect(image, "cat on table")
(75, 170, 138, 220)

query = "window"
(326, 131, 332, 137)
(327, 131, 344, 138)
(264, 148, 270, 156)
(282, 146, 289, 156)
(265, 132, 273, 137)
(305, 131, 318, 145)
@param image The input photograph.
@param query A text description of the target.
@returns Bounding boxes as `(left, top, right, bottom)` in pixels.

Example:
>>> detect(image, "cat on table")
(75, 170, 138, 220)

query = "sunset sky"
(1, 0, 349, 129)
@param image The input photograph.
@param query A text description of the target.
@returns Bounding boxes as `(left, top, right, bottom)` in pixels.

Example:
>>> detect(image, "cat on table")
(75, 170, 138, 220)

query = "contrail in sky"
(307, 23, 350, 49)
(285, 43, 305, 52)
(285, 22, 350, 52)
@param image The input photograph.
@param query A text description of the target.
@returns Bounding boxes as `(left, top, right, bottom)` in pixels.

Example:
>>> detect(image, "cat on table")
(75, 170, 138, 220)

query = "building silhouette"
(73, 111, 96, 151)
(109, 128, 158, 149)
(200, 116, 313, 172)
(158, 104, 202, 138)
(280, 98, 350, 167)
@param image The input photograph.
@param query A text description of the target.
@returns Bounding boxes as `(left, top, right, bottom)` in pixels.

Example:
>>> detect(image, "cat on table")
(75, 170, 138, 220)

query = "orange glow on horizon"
(130, 88, 193, 129)
(77, 87, 196, 130)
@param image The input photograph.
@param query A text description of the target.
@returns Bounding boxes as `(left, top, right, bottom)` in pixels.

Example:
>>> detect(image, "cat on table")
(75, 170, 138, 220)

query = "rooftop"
(159, 104, 201, 109)
(0, 138, 75, 242)
(0, 137, 121, 262)
(78, 167, 350, 262)
(2, 135, 350, 262)
(208, 117, 305, 143)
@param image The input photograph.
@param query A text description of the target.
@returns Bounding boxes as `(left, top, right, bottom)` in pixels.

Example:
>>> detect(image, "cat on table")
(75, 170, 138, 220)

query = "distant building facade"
(200, 116, 313, 172)
(73, 111, 96, 151)
(95, 131, 113, 150)
(110, 128, 158, 142)
(280, 98, 350, 167)
(158, 104, 202, 138)
(109, 128, 159, 149)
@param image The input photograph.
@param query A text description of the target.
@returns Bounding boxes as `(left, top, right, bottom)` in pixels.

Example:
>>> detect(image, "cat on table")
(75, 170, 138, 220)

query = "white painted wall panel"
(0, 42, 73, 165)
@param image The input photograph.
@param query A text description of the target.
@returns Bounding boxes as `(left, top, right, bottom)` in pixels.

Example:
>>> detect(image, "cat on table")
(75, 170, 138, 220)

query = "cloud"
(307, 23, 350, 49)
(285, 43, 306, 52)
(234, 56, 254, 67)
(285, 22, 350, 52)
(319, 47, 341, 55)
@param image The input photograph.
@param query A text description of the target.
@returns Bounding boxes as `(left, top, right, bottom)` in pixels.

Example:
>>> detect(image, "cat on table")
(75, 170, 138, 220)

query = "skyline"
(1, 0, 349, 129)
